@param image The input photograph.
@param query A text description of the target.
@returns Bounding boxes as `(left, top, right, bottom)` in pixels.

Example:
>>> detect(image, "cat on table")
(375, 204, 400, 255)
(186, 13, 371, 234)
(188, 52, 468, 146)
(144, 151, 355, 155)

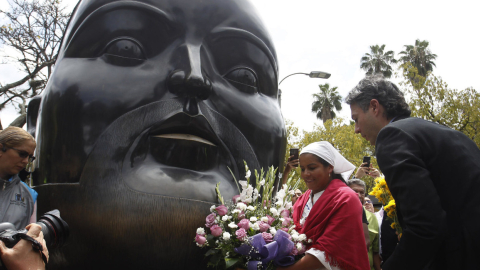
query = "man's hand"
(0, 223, 49, 270)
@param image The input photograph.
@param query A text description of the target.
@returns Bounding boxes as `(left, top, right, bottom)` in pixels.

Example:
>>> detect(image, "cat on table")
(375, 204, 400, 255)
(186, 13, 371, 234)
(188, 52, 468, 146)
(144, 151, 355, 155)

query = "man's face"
(350, 102, 382, 145)
(349, 183, 366, 204)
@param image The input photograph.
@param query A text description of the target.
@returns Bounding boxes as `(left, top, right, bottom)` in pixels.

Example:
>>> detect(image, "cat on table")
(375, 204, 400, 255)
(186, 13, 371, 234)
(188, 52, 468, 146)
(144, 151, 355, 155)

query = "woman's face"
(300, 153, 333, 194)
(0, 140, 36, 178)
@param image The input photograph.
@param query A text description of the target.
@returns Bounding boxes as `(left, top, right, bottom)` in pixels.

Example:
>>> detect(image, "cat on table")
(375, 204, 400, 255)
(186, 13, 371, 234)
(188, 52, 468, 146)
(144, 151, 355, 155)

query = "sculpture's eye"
(103, 39, 145, 66)
(224, 68, 258, 94)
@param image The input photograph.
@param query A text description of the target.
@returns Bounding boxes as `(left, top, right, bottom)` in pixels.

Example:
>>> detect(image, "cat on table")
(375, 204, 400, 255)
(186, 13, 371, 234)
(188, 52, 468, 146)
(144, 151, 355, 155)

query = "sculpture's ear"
(27, 96, 42, 138)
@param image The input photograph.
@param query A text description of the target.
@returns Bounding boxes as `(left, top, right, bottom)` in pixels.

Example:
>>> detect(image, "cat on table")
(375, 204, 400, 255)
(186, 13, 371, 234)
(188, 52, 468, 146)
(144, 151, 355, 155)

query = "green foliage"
(311, 83, 342, 123)
(360, 44, 397, 78)
(398, 39, 437, 79)
(399, 63, 480, 148)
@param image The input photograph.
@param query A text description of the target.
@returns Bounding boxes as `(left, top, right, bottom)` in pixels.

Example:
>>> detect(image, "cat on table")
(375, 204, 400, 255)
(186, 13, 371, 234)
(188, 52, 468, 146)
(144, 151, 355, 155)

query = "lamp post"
(278, 71, 331, 107)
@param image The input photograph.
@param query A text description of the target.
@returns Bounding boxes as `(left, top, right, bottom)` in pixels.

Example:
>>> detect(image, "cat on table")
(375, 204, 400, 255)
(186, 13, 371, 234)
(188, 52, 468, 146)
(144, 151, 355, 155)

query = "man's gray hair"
(345, 74, 411, 119)
(347, 178, 366, 189)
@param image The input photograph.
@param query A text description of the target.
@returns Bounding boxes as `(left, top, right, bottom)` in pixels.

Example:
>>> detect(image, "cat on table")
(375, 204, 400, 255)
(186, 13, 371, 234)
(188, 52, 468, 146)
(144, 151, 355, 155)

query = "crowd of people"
(2, 75, 480, 270)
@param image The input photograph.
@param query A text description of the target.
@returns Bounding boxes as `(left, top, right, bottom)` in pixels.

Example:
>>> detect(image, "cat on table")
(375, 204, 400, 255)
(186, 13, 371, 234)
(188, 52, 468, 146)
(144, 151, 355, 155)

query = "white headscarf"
(300, 141, 355, 180)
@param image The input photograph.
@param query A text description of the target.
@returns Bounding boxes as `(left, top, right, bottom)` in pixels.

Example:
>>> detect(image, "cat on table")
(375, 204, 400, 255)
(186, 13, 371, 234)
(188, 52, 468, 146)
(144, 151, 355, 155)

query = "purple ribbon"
(234, 230, 295, 270)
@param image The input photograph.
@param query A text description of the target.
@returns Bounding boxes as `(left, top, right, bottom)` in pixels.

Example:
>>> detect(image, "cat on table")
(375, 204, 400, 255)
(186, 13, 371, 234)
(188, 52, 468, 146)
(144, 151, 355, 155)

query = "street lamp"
(278, 71, 331, 107)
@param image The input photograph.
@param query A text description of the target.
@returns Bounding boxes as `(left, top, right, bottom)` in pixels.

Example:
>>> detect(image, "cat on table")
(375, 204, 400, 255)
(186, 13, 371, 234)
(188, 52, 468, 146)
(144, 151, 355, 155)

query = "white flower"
(278, 173, 283, 179)
(251, 222, 260, 231)
(264, 207, 267, 210)
(250, 217, 257, 222)
(288, 190, 295, 195)
(245, 164, 249, 173)
(298, 234, 307, 241)
(282, 184, 288, 190)
(210, 205, 216, 212)
(216, 216, 220, 221)
(223, 232, 231, 241)
(279, 218, 285, 222)
(261, 217, 269, 223)
(228, 216, 232, 220)
(228, 222, 238, 229)
(232, 209, 241, 214)
(226, 252, 230, 257)
(308, 239, 313, 243)
(253, 189, 259, 200)
(296, 243, 303, 252)
(275, 201, 283, 206)
(270, 227, 277, 235)
(196, 227, 205, 235)
(245, 170, 251, 178)
(270, 208, 278, 216)
(236, 203, 247, 211)
(259, 179, 265, 186)
(215, 240, 219, 244)
(291, 233, 299, 241)
(239, 180, 248, 189)
(243, 197, 252, 204)
(285, 202, 292, 210)
(247, 205, 255, 211)
(222, 215, 229, 221)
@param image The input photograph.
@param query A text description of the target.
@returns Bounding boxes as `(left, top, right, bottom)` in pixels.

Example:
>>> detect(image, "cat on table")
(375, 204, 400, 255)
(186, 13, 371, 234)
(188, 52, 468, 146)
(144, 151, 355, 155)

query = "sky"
(1, 0, 479, 132)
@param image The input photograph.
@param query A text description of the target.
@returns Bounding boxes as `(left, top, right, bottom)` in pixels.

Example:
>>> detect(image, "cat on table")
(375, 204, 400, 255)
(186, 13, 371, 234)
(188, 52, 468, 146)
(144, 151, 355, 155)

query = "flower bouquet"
(369, 176, 403, 238)
(194, 163, 309, 270)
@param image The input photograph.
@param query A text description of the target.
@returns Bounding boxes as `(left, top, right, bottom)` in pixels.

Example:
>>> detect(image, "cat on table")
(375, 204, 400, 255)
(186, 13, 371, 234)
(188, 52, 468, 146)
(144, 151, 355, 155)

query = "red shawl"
(292, 179, 370, 270)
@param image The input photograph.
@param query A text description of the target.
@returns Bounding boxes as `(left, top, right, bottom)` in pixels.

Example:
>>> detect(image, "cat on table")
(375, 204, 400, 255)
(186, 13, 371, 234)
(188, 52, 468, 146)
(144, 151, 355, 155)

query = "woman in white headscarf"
(278, 142, 370, 270)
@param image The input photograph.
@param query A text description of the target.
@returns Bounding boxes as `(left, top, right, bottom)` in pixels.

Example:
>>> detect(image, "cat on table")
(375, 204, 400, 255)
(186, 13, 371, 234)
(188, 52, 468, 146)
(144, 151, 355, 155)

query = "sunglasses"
(8, 147, 36, 162)
(365, 200, 372, 204)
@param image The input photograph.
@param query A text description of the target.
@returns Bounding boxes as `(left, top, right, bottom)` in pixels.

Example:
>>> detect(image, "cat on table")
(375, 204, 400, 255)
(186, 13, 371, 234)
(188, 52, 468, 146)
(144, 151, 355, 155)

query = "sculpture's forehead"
(65, 0, 272, 47)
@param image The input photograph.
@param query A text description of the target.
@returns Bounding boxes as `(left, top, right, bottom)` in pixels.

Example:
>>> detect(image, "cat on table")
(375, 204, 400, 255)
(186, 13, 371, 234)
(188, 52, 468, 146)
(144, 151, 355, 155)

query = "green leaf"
(225, 258, 240, 269)
(205, 249, 218, 257)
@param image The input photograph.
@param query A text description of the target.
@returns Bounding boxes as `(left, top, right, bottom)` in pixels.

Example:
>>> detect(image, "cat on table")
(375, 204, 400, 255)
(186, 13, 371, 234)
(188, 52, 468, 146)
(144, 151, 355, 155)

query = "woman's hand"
(0, 223, 49, 270)
(284, 155, 299, 174)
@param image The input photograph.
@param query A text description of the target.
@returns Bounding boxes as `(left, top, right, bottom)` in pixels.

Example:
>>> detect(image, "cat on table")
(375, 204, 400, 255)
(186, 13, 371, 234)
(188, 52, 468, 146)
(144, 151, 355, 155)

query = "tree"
(400, 63, 480, 148)
(398, 39, 437, 79)
(0, 0, 70, 127)
(311, 83, 342, 123)
(360, 44, 397, 78)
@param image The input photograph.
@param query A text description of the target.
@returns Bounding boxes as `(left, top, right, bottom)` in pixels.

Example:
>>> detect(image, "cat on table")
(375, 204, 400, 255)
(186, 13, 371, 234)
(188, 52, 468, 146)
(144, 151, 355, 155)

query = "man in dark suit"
(345, 75, 480, 270)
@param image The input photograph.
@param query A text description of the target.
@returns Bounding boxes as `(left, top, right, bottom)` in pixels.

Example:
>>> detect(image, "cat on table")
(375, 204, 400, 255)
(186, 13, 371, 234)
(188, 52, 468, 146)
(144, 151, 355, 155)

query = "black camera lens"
(37, 209, 69, 249)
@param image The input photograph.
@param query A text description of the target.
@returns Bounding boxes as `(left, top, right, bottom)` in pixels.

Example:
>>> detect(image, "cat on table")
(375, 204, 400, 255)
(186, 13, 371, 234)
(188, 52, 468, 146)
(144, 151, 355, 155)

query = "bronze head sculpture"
(28, 0, 285, 268)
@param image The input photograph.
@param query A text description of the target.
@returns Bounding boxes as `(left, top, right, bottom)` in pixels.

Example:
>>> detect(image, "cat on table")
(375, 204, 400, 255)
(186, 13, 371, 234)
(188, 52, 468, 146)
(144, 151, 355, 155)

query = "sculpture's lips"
(153, 134, 216, 146)
(129, 112, 230, 172)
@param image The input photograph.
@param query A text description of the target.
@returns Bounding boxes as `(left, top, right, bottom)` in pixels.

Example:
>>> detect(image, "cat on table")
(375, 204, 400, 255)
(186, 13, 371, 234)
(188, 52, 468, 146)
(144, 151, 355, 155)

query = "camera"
(0, 209, 69, 249)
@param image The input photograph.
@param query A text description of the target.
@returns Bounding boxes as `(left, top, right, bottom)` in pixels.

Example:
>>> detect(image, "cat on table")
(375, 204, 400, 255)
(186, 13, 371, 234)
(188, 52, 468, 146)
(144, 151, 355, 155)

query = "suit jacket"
(376, 117, 480, 270)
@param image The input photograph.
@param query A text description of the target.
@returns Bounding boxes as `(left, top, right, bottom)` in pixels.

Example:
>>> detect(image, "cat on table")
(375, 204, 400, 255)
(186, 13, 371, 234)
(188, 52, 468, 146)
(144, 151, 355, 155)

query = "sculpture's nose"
(167, 44, 212, 115)
(168, 70, 212, 101)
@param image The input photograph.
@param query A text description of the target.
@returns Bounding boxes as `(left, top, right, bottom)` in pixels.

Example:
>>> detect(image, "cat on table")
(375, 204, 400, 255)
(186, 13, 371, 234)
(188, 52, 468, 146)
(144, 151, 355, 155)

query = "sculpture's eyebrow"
(210, 27, 278, 72)
(64, 1, 174, 49)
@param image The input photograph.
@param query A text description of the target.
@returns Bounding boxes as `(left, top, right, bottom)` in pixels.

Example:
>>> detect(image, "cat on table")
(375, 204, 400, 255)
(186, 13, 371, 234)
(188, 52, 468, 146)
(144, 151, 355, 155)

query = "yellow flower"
(390, 222, 396, 229)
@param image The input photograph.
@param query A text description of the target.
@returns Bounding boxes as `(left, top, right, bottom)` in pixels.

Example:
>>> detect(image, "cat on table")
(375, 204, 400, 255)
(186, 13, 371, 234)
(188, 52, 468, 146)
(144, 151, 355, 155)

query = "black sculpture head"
(28, 0, 285, 269)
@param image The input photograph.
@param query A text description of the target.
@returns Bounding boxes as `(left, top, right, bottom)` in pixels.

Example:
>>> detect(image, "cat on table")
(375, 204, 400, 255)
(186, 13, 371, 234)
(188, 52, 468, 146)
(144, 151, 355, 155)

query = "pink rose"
(237, 219, 250, 230)
(266, 215, 275, 225)
(216, 205, 228, 216)
(280, 209, 290, 218)
(238, 211, 246, 220)
(236, 228, 248, 241)
(282, 217, 292, 227)
(232, 195, 240, 203)
(280, 227, 289, 233)
(205, 213, 216, 228)
(262, 232, 273, 243)
(210, 224, 223, 237)
(258, 221, 270, 233)
(195, 234, 207, 246)
(289, 246, 299, 256)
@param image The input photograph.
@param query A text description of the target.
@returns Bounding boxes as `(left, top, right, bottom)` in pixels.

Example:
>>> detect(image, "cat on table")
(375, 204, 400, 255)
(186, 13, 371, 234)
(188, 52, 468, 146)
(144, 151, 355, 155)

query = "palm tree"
(312, 83, 342, 123)
(360, 44, 397, 78)
(398, 39, 437, 77)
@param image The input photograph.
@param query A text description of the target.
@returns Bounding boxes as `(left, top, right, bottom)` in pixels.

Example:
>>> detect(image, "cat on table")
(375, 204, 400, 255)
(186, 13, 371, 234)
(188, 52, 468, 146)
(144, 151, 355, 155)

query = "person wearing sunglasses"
(0, 126, 37, 229)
